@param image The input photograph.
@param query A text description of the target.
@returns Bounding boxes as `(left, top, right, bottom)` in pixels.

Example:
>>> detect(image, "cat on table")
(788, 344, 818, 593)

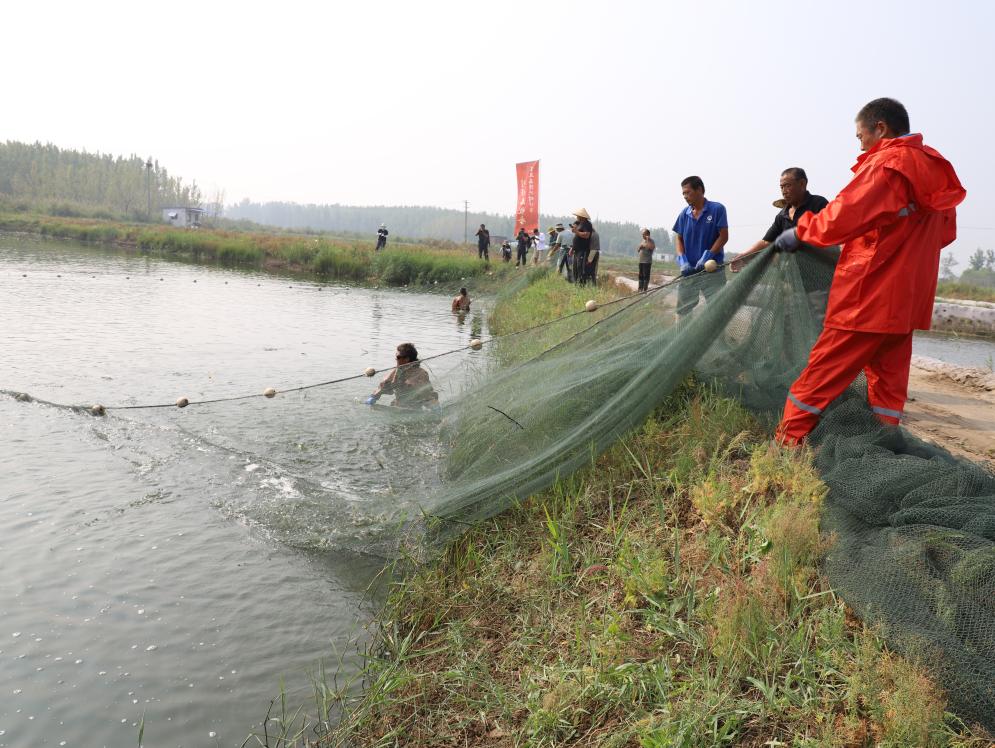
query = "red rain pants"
(775, 327, 913, 445)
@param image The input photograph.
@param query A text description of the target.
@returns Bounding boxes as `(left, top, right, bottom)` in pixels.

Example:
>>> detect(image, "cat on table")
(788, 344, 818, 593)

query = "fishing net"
(5, 246, 994, 728)
(427, 249, 995, 731)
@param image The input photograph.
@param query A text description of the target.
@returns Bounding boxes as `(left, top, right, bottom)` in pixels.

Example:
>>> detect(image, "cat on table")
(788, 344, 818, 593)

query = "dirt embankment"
(905, 356, 995, 467)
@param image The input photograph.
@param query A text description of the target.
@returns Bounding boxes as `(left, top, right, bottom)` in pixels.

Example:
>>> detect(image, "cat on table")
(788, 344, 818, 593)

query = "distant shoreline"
(0, 211, 499, 289)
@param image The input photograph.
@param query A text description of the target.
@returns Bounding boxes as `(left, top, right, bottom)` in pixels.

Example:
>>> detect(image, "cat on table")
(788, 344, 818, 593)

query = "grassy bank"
(0, 211, 497, 287)
(320, 278, 989, 747)
(935, 281, 995, 304)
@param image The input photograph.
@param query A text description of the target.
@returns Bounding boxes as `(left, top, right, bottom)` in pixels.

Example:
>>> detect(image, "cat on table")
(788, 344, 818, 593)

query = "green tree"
(939, 253, 958, 280)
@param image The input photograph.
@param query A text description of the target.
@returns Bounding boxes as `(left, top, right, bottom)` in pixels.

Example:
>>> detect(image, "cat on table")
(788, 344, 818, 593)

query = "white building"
(161, 207, 205, 228)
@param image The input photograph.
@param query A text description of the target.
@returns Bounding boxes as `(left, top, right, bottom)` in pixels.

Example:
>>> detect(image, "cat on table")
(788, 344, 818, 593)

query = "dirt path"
(904, 360, 995, 468)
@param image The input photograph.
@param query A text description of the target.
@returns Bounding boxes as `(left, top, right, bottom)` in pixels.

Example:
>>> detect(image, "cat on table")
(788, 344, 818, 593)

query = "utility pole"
(463, 200, 469, 246)
(145, 158, 153, 219)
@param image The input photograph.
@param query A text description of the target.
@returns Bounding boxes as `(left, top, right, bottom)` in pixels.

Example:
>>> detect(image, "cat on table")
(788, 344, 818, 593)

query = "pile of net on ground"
(429, 249, 995, 731)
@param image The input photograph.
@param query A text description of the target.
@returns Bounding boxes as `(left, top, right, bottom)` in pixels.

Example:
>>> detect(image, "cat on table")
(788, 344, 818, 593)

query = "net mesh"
(7, 246, 994, 728)
(428, 249, 995, 730)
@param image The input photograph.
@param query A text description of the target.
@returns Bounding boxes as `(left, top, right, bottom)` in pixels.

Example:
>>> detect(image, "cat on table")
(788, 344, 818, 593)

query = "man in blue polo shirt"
(672, 175, 729, 317)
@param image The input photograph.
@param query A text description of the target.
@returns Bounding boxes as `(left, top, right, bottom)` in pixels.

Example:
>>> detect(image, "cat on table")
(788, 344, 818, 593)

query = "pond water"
(0, 236, 489, 747)
(913, 330, 995, 371)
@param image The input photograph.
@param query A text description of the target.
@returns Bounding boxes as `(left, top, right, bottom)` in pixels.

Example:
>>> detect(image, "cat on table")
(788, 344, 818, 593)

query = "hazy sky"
(3, 0, 994, 264)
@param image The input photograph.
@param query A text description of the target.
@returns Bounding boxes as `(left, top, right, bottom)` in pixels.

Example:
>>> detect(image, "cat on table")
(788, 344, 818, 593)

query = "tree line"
(0, 141, 202, 220)
(226, 200, 676, 256)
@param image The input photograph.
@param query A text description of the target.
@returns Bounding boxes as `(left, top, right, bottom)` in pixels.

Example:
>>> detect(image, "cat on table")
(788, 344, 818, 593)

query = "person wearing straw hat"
(375, 223, 389, 251)
(731, 168, 828, 270)
(365, 342, 439, 408)
(569, 208, 594, 285)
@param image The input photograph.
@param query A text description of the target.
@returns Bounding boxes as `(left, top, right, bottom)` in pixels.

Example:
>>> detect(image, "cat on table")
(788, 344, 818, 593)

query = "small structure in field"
(161, 206, 205, 228)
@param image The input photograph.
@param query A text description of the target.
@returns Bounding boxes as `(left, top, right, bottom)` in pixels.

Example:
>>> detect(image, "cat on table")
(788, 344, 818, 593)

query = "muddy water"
(0, 236, 488, 747)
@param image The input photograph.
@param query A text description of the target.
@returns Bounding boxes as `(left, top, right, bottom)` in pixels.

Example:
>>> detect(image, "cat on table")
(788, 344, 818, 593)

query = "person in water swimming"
(365, 342, 439, 408)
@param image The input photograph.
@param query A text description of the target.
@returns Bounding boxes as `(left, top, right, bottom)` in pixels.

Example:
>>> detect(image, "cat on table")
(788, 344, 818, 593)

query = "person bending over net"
(365, 342, 439, 409)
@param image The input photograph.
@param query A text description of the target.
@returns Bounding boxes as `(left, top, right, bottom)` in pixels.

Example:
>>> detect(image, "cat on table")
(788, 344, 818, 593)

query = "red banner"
(515, 160, 540, 236)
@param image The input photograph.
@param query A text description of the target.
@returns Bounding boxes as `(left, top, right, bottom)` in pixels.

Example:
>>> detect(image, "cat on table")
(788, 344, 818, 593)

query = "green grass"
(935, 281, 995, 303)
(287, 267, 995, 747)
(317, 380, 990, 746)
(317, 379, 989, 746)
(0, 211, 497, 288)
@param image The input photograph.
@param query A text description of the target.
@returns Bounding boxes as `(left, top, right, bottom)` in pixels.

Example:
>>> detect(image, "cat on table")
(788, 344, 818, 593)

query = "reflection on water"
(0, 236, 488, 746)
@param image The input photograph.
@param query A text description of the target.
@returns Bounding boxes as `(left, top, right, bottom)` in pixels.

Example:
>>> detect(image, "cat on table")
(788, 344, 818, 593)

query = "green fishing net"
(7, 245, 994, 729)
(431, 249, 995, 731)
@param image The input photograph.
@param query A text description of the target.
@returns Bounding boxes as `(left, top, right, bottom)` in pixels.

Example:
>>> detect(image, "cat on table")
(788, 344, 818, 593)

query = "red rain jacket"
(796, 134, 965, 333)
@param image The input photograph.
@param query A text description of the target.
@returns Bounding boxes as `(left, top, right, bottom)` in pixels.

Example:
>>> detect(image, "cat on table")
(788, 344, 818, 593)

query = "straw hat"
(555, 222, 564, 230)
(772, 199, 787, 209)
(573, 208, 591, 220)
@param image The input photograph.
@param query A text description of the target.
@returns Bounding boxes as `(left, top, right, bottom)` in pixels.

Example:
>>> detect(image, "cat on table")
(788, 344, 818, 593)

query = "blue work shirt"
(672, 200, 728, 265)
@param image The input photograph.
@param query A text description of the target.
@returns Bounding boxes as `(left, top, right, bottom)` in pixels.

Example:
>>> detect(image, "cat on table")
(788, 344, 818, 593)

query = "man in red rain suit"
(770, 98, 966, 445)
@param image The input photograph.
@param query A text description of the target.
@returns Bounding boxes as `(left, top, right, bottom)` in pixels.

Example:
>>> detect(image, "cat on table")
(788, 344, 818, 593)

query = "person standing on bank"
(636, 228, 656, 292)
(532, 228, 547, 265)
(732, 168, 828, 269)
(375, 223, 389, 251)
(672, 176, 729, 315)
(585, 226, 601, 285)
(475, 224, 491, 261)
(570, 208, 594, 285)
(770, 97, 965, 445)
(553, 222, 573, 281)
(515, 227, 530, 267)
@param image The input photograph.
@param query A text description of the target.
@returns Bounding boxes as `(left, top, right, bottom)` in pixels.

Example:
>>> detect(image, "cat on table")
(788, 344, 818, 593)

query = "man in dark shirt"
(475, 224, 490, 260)
(376, 224, 389, 251)
(569, 208, 593, 285)
(515, 228, 530, 266)
(731, 168, 828, 268)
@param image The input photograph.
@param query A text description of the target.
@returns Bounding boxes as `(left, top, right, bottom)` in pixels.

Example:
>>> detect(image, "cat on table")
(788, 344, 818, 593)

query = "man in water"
(365, 342, 439, 408)
(771, 97, 965, 445)
(451, 286, 471, 313)
(475, 224, 490, 261)
(375, 223, 389, 251)
(731, 168, 828, 268)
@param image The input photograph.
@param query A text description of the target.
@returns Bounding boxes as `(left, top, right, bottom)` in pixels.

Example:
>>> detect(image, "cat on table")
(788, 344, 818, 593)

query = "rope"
(1, 263, 712, 414)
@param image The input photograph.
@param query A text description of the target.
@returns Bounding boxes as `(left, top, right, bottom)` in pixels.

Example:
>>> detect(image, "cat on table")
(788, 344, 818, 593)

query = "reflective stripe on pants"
(775, 327, 913, 445)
